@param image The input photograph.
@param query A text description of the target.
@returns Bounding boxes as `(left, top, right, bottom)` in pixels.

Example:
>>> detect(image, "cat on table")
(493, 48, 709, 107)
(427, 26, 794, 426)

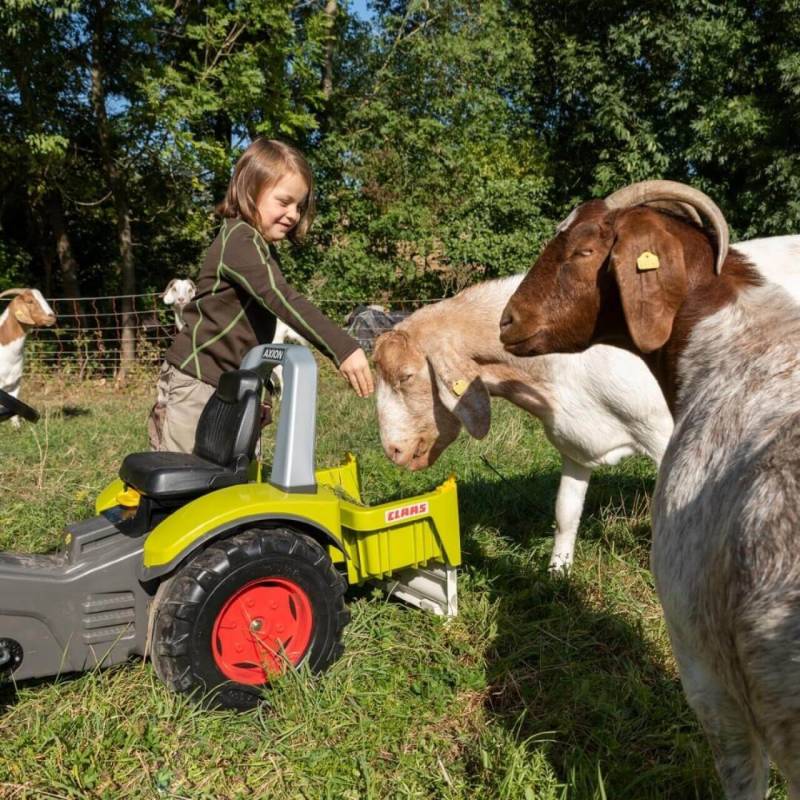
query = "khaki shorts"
(148, 361, 215, 453)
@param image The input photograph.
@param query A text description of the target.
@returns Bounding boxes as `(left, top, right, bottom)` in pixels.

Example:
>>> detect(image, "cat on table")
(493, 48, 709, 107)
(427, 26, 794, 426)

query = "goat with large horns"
(500, 180, 800, 798)
(0, 288, 57, 427)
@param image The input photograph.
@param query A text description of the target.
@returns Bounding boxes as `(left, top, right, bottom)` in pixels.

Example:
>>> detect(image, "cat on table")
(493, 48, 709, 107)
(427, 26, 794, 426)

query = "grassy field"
(0, 362, 787, 799)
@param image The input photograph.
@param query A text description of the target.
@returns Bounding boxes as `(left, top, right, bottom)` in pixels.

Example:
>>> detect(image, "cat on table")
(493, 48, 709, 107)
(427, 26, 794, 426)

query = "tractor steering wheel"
(0, 388, 39, 423)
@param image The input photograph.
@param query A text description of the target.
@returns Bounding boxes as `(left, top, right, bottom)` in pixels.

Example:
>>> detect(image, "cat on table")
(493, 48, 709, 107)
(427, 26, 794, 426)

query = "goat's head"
(0, 289, 57, 328)
(373, 328, 490, 470)
(499, 180, 729, 357)
(162, 278, 197, 308)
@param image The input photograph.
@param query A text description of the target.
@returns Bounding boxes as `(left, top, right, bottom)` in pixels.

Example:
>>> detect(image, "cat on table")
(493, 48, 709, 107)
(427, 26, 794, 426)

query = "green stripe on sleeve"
(247, 234, 339, 358)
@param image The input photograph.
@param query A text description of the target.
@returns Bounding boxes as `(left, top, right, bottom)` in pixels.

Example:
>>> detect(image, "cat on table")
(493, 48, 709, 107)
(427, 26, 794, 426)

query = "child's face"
(256, 171, 309, 242)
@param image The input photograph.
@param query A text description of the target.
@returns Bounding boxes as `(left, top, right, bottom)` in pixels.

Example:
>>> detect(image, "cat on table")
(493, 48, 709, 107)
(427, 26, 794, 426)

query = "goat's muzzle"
(499, 300, 541, 356)
(383, 437, 437, 470)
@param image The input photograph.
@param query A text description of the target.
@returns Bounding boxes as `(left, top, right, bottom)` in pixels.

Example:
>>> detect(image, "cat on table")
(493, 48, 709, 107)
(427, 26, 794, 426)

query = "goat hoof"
(547, 558, 572, 577)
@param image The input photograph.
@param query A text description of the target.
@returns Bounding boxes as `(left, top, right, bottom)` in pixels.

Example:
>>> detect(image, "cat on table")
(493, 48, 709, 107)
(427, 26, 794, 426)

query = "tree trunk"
(11, 49, 71, 302)
(89, 0, 136, 382)
(44, 191, 81, 299)
(322, 0, 338, 102)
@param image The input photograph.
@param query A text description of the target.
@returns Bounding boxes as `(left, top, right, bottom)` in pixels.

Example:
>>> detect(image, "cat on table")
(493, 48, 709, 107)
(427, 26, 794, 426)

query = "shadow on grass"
(455, 468, 721, 800)
(0, 670, 86, 714)
(61, 405, 91, 418)
(459, 460, 657, 550)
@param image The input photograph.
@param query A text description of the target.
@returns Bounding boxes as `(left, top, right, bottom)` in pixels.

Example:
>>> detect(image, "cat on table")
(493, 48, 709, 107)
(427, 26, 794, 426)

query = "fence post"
(116, 295, 136, 382)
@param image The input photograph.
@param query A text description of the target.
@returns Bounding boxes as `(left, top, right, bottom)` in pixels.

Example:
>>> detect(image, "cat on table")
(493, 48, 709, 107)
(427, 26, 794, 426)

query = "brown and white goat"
(374, 278, 673, 571)
(0, 289, 56, 426)
(500, 180, 800, 799)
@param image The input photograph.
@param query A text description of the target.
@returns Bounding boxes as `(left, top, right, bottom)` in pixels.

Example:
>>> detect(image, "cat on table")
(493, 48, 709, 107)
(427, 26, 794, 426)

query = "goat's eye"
(575, 248, 594, 257)
(398, 373, 414, 385)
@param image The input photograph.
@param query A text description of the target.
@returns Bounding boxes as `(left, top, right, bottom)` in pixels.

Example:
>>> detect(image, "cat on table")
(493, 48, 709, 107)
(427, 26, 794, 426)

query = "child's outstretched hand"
(340, 348, 374, 398)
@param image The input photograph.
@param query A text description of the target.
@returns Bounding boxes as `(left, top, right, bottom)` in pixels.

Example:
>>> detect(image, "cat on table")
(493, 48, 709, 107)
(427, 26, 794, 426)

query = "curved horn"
(0, 288, 26, 299)
(646, 200, 703, 227)
(556, 206, 581, 233)
(605, 180, 729, 274)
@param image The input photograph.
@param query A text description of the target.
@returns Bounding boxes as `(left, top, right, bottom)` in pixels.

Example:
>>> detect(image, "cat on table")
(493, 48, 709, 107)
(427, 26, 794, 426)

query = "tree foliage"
(0, 0, 798, 306)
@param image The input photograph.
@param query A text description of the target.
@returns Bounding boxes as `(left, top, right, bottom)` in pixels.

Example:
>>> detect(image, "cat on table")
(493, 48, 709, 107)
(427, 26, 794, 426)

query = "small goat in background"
(0, 289, 56, 427)
(162, 279, 197, 331)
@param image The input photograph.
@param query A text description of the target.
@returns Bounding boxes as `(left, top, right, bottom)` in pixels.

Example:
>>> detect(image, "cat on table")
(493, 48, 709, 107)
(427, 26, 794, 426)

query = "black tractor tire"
(150, 527, 349, 710)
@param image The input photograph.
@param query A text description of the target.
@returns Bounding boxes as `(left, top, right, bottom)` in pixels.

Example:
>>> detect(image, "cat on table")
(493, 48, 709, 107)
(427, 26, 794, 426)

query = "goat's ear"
(373, 329, 409, 377)
(187, 279, 197, 294)
(13, 303, 36, 326)
(162, 280, 178, 304)
(427, 349, 491, 439)
(609, 215, 688, 353)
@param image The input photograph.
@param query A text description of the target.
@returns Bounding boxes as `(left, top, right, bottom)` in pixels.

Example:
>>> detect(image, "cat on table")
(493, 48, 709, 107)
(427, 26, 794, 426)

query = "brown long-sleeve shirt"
(167, 218, 359, 386)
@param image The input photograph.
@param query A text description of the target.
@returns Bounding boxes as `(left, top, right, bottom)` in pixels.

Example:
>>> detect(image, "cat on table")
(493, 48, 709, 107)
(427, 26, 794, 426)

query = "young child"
(148, 138, 373, 452)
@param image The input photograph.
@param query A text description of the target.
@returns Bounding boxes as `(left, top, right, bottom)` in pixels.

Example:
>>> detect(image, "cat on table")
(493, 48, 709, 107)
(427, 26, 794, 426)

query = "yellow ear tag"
(451, 379, 469, 397)
(636, 251, 660, 271)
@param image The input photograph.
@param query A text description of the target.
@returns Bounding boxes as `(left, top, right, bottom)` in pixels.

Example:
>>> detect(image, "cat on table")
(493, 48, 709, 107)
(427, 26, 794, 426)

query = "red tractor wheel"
(211, 575, 314, 684)
(150, 527, 349, 709)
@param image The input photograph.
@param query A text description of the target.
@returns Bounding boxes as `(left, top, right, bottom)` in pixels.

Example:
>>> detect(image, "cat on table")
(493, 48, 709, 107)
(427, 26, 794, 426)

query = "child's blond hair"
(217, 138, 316, 244)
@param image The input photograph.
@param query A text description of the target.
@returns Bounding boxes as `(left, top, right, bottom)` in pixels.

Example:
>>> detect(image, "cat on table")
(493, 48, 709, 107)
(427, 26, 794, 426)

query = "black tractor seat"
(120, 369, 263, 501)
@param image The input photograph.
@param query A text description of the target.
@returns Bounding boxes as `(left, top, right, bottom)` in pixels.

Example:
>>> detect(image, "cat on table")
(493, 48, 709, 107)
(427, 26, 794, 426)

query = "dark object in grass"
(0, 389, 39, 423)
(62, 405, 91, 418)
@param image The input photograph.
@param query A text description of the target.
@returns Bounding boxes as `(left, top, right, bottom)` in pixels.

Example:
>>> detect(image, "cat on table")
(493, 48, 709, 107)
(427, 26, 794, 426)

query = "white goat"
(0, 289, 56, 427)
(376, 235, 800, 572)
(162, 279, 197, 331)
(499, 180, 800, 797)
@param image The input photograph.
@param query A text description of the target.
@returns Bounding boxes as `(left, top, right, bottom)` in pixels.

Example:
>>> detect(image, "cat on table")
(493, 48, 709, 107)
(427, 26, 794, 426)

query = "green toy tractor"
(0, 344, 460, 708)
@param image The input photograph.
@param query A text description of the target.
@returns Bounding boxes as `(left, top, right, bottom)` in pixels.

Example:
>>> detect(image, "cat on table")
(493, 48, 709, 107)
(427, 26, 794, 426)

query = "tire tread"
(150, 527, 348, 709)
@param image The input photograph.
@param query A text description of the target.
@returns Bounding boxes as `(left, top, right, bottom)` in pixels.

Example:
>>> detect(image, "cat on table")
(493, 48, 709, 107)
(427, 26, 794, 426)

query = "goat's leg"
(741, 621, 800, 797)
(757, 713, 800, 798)
(7, 381, 21, 429)
(764, 713, 800, 799)
(548, 456, 591, 573)
(673, 641, 768, 800)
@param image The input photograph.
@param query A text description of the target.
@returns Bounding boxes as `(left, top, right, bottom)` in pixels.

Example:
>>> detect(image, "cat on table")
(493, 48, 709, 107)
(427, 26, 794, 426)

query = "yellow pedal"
(116, 486, 141, 508)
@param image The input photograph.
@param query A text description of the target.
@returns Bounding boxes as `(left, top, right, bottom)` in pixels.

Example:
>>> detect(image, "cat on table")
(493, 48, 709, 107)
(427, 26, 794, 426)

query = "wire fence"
(18, 293, 171, 379)
(9, 292, 434, 379)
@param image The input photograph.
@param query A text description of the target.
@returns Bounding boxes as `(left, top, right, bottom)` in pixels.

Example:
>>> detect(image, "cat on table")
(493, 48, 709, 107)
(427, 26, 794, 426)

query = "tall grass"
(0, 363, 786, 798)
